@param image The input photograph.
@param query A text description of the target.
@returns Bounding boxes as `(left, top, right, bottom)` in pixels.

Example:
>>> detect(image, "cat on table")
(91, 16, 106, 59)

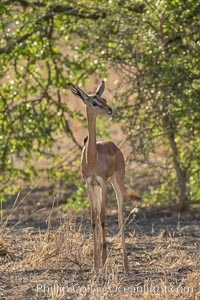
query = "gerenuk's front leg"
(100, 183, 107, 266)
(86, 185, 101, 269)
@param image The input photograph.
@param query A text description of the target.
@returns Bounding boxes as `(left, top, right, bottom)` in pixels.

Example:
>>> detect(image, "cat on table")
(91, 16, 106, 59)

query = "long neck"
(86, 108, 97, 169)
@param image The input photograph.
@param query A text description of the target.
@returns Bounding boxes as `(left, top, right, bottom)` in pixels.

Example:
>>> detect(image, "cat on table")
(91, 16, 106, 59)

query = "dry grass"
(0, 189, 199, 299)
(0, 232, 7, 256)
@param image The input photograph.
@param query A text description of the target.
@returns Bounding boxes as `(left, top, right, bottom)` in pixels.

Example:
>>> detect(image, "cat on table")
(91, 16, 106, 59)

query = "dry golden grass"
(0, 232, 7, 256)
(0, 188, 199, 299)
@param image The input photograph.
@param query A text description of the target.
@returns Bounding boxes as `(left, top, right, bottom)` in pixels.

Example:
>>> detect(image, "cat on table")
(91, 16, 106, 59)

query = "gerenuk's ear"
(95, 81, 105, 97)
(68, 83, 89, 102)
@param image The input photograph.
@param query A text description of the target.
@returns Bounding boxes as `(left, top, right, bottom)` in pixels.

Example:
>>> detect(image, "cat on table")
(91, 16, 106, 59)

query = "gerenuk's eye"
(92, 101, 98, 107)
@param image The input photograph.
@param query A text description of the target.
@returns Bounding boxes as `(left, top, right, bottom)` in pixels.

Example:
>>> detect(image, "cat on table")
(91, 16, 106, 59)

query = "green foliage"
(0, 0, 200, 208)
(0, 1, 105, 197)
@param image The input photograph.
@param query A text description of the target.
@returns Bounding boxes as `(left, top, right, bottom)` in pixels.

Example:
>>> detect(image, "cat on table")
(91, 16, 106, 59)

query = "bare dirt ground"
(0, 186, 200, 300)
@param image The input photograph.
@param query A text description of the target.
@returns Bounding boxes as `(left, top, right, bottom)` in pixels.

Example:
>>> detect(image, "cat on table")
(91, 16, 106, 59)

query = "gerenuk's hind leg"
(111, 151, 129, 273)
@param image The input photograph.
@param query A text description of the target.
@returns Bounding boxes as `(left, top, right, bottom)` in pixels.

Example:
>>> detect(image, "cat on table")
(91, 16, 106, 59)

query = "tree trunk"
(163, 116, 189, 210)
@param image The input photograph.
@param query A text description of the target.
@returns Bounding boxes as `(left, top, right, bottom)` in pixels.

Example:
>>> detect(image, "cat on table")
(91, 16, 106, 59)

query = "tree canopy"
(0, 0, 200, 209)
